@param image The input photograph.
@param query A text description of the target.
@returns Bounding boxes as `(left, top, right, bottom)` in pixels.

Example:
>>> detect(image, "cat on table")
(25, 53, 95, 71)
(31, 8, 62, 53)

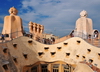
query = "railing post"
(16, 28, 18, 38)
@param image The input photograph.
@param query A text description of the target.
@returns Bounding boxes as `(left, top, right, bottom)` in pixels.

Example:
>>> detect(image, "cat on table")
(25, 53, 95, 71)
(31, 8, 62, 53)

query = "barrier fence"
(0, 30, 100, 47)
(71, 31, 100, 47)
(0, 30, 32, 42)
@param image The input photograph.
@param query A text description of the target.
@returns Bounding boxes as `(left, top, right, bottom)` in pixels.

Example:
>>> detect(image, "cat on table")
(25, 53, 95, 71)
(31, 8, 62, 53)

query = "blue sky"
(0, 0, 100, 37)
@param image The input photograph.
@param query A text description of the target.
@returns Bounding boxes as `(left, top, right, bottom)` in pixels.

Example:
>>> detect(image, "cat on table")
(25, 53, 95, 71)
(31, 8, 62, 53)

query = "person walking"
(1, 34, 5, 42)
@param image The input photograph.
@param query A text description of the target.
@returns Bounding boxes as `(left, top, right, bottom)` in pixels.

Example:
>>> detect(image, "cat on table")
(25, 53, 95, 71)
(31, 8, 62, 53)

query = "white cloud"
(19, 0, 100, 36)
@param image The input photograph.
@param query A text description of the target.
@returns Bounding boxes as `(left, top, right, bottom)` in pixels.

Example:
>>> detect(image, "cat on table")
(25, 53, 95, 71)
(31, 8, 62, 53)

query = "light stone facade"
(0, 36, 100, 72)
(42, 33, 59, 39)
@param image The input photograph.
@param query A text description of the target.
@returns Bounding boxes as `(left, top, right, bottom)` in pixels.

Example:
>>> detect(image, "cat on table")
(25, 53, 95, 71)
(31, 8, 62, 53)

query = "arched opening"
(23, 61, 74, 72)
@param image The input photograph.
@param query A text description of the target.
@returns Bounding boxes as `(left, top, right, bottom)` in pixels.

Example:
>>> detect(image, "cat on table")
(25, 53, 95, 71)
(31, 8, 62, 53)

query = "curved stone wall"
(0, 36, 100, 72)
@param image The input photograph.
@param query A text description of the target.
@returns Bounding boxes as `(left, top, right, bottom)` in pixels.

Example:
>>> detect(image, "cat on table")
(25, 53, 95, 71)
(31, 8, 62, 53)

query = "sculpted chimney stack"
(2, 7, 23, 39)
